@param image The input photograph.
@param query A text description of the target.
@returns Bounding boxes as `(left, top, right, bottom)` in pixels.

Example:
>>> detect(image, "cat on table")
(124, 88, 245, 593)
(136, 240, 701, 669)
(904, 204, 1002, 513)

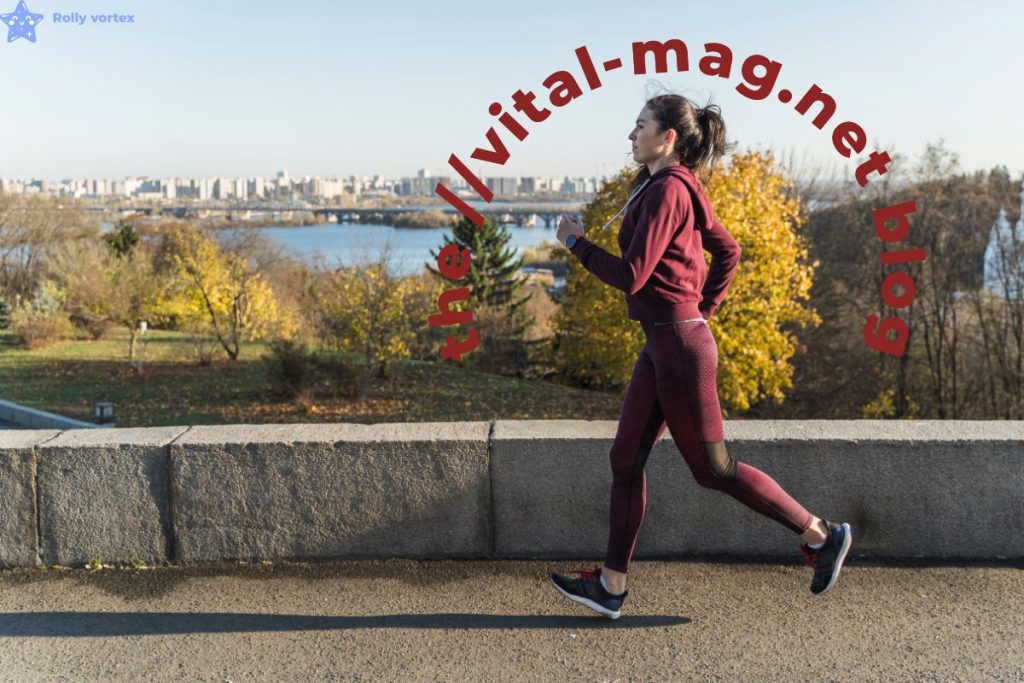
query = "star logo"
(1, 0, 44, 43)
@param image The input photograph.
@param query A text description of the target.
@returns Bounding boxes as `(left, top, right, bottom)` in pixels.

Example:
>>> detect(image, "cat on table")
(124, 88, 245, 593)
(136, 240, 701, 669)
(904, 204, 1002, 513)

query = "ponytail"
(691, 103, 730, 184)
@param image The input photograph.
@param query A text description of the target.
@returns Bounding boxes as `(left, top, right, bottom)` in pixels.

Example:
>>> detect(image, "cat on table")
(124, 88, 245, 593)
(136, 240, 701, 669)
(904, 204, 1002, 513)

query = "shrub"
(261, 338, 316, 399)
(10, 303, 74, 350)
(462, 301, 533, 378)
(311, 349, 360, 397)
(68, 311, 114, 340)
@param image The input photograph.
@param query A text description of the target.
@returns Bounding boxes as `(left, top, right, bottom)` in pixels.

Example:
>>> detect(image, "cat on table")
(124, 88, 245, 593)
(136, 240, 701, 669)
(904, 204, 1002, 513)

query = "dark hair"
(629, 94, 734, 193)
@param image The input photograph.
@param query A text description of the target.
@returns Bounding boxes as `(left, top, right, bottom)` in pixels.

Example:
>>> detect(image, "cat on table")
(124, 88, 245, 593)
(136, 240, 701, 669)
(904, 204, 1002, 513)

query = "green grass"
(0, 327, 624, 426)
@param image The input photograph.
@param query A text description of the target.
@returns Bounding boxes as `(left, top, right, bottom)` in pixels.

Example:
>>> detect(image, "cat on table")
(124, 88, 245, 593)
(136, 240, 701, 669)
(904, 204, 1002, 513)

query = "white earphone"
(598, 178, 652, 231)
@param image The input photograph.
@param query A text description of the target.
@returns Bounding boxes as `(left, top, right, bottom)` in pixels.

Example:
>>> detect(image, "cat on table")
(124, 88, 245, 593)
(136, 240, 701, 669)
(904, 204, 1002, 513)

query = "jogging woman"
(548, 94, 852, 620)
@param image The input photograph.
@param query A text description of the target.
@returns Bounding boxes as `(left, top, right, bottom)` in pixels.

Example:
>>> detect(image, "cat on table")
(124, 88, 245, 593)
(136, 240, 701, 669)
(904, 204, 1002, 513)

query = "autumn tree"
(544, 166, 648, 389)
(154, 225, 298, 362)
(894, 143, 1024, 420)
(754, 139, 914, 419)
(785, 139, 1021, 419)
(309, 240, 444, 402)
(45, 237, 120, 340)
(0, 193, 92, 303)
(36, 218, 170, 368)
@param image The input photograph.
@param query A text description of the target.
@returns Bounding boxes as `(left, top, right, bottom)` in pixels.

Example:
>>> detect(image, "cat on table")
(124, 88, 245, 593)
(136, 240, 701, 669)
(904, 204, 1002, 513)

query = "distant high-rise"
(485, 177, 518, 196)
(195, 178, 211, 200)
(213, 177, 234, 200)
(348, 175, 364, 195)
(248, 177, 266, 199)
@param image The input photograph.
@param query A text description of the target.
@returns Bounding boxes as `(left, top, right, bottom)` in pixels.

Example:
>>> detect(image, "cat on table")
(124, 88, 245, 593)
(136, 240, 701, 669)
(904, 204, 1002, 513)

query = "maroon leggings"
(604, 318, 814, 573)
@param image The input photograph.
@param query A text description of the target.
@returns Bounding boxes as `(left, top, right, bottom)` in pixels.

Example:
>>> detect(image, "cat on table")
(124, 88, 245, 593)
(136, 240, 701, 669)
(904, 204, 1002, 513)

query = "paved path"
(0, 559, 1022, 682)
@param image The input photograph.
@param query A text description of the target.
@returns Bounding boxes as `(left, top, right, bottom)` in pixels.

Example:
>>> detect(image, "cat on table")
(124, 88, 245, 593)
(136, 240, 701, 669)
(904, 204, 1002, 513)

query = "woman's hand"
(556, 214, 585, 246)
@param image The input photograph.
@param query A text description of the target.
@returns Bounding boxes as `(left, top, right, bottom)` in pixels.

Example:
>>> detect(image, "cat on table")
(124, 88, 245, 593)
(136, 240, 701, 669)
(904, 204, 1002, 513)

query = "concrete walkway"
(0, 558, 1021, 682)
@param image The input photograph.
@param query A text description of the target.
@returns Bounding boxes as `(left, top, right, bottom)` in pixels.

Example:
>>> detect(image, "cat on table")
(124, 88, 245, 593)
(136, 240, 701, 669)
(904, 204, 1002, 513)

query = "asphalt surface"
(0, 558, 1022, 682)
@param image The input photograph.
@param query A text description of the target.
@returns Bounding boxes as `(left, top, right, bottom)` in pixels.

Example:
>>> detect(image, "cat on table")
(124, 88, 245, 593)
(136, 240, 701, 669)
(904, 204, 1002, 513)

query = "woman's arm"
(569, 179, 687, 295)
(697, 213, 742, 319)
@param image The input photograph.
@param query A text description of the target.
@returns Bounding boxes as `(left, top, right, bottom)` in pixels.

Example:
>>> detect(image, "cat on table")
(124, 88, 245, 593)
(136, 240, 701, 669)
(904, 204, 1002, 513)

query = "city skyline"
(0, 169, 615, 185)
(0, 167, 606, 197)
(0, 168, 612, 200)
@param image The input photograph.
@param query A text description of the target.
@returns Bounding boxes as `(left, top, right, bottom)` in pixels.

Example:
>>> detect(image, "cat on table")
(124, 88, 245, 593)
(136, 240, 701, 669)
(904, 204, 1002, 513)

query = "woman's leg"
(650, 322, 816, 535)
(603, 342, 668, 589)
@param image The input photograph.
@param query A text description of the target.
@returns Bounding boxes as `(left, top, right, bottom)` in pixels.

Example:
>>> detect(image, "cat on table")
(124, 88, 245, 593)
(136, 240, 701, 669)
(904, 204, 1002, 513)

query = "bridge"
(309, 206, 582, 228)
(77, 203, 586, 228)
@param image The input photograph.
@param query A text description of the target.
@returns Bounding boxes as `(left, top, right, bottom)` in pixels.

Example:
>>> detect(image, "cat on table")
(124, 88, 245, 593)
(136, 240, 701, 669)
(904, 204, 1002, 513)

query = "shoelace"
(569, 564, 603, 582)
(800, 545, 818, 569)
(801, 522, 834, 569)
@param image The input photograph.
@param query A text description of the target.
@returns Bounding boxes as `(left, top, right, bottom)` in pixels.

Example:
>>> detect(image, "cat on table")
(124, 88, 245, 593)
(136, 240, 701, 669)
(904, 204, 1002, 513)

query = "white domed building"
(983, 180, 1024, 300)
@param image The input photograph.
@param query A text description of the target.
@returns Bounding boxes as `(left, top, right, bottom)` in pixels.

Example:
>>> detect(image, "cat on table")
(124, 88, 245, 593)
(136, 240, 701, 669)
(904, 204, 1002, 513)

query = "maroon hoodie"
(568, 163, 742, 322)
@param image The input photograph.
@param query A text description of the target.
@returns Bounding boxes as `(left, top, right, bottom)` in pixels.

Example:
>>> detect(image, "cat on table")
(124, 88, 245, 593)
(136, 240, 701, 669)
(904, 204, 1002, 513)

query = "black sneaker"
(549, 564, 628, 619)
(800, 520, 853, 595)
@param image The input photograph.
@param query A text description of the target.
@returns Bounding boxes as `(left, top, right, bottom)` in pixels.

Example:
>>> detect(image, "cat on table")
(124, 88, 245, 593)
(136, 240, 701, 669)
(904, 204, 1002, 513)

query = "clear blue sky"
(1, 0, 1022, 183)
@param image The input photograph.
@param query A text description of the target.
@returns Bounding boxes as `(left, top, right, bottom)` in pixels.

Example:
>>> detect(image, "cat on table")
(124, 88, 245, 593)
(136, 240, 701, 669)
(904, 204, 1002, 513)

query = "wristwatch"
(565, 233, 580, 248)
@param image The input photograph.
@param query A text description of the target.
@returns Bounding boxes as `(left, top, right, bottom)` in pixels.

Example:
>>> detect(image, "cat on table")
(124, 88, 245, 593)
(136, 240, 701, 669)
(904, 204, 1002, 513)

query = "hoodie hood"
(645, 164, 713, 231)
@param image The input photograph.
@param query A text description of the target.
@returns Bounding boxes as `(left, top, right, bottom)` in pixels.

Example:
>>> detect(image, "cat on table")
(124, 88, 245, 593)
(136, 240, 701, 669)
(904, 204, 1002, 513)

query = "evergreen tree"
(426, 215, 537, 373)
(103, 219, 141, 259)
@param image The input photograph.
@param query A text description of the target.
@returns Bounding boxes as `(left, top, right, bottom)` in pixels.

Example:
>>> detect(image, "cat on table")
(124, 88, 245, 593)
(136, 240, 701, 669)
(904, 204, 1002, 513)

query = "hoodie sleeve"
(569, 178, 686, 295)
(697, 211, 742, 320)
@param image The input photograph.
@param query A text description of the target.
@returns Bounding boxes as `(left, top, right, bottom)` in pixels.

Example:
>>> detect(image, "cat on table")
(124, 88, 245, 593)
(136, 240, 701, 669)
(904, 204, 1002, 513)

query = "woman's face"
(629, 107, 676, 164)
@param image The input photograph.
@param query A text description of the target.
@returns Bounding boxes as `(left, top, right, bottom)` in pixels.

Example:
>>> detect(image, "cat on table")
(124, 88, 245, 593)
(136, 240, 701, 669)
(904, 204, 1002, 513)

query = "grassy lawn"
(0, 327, 625, 427)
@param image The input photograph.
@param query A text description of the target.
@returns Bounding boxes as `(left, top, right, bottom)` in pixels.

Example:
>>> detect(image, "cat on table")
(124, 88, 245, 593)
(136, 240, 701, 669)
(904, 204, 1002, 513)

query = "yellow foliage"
(547, 168, 651, 389)
(702, 151, 821, 411)
(862, 387, 919, 418)
(155, 226, 298, 356)
(311, 262, 418, 372)
(551, 151, 821, 411)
